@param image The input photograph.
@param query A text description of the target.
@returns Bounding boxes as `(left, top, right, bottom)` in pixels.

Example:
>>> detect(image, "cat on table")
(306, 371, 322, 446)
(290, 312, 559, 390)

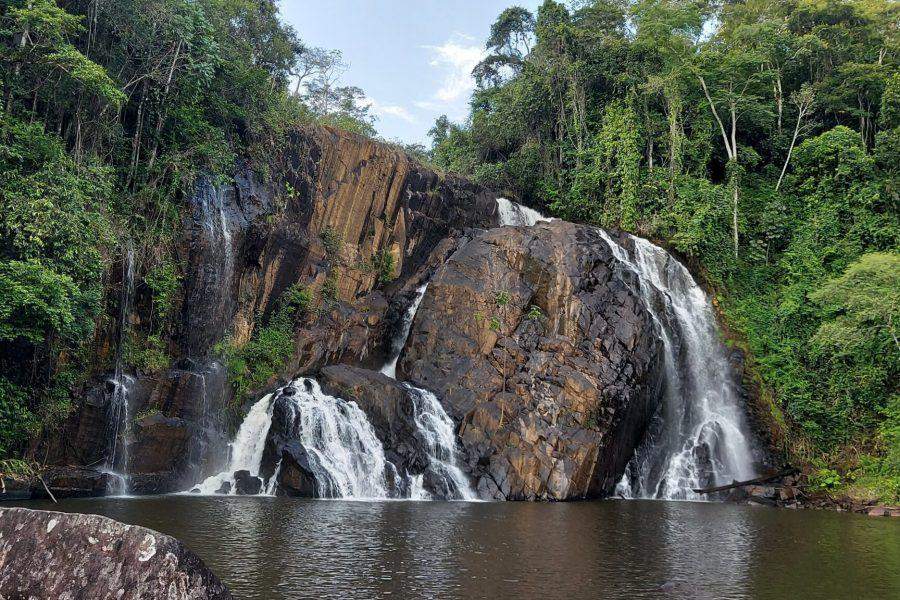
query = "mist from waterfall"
(597, 230, 756, 500)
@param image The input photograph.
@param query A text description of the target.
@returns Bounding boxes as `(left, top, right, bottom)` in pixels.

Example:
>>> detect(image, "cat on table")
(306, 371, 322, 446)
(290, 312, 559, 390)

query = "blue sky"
(280, 1, 542, 146)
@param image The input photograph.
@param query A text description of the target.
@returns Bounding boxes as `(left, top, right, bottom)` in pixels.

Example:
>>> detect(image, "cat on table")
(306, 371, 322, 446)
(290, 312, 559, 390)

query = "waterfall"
(104, 247, 135, 495)
(404, 385, 477, 500)
(381, 283, 428, 379)
(496, 197, 552, 227)
(379, 284, 477, 500)
(191, 392, 276, 495)
(277, 378, 390, 499)
(597, 230, 756, 500)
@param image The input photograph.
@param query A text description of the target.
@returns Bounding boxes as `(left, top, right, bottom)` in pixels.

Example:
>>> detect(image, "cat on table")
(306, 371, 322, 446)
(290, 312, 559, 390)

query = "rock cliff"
(35, 127, 667, 501)
(402, 221, 664, 499)
(43, 126, 498, 495)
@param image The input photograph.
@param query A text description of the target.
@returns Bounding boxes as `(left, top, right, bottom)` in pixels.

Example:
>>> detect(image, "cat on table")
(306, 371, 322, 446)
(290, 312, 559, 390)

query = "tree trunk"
(732, 182, 739, 260)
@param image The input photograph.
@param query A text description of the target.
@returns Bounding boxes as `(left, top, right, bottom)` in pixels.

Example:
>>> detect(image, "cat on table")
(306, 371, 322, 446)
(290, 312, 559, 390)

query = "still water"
(16, 497, 899, 600)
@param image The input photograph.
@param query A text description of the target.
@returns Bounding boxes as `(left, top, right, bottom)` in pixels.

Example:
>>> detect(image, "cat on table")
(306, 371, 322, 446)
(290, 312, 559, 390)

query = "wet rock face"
(0, 508, 231, 599)
(46, 126, 498, 494)
(402, 220, 665, 500)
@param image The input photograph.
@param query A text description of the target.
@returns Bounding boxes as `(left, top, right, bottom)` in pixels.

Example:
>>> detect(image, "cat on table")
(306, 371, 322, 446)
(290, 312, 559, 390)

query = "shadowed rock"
(0, 508, 231, 599)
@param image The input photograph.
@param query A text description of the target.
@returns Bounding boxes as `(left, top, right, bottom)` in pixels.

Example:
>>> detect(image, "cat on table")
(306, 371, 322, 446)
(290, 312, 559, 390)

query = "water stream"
(103, 247, 135, 495)
(597, 230, 756, 499)
(496, 197, 552, 227)
(495, 198, 756, 500)
(192, 392, 276, 495)
(190, 280, 475, 500)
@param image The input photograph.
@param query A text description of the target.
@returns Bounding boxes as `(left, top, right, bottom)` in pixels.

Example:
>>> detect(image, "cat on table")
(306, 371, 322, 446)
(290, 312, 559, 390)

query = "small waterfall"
(104, 247, 135, 495)
(192, 392, 275, 495)
(279, 378, 390, 499)
(404, 385, 477, 501)
(379, 284, 477, 500)
(381, 283, 428, 379)
(597, 230, 756, 500)
(496, 197, 552, 227)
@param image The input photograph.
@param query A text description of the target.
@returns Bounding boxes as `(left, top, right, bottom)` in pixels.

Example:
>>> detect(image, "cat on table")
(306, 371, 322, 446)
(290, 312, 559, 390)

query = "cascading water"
(379, 283, 477, 500)
(597, 230, 756, 500)
(404, 385, 477, 501)
(496, 197, 552, 227)
(104, 247, 135, 495)
(192, 392, 276, 495)
(276, 378, 390, 499)
(381, 283, 428, 379)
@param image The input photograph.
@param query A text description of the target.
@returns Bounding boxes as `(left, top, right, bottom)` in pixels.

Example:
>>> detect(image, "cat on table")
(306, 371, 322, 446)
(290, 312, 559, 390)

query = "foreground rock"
(0, 508, 231, 599)
(402, 220, 665, 500)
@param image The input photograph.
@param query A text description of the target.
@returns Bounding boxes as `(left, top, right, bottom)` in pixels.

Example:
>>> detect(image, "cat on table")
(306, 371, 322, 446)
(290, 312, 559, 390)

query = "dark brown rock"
(44, 126, 500, 493)
(402, 220, 664, 500)
(0, 507, 231, 599)
(233, 470, 262, 495)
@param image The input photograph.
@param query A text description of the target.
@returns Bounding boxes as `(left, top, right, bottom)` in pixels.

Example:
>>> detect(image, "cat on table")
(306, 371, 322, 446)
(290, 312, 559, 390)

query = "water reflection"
(13, 497, 899, 600)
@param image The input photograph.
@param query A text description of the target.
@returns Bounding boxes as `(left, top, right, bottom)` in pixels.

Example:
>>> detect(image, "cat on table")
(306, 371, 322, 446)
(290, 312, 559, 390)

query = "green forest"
(0, 0, 898, 504)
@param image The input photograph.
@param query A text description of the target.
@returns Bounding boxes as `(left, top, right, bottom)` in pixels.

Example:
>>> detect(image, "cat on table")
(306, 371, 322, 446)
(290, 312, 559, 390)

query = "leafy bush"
(0, 379, 37, 458)
(144, 259, 182, 325)
(219, 285, 312, 399)
(371, 250, 396, 285)
(808, 467, 842, 493)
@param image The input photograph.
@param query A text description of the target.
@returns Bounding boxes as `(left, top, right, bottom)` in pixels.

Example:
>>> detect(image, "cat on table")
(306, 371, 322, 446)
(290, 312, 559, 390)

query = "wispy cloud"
(422, 33, 485, 109)
(360, 97, 418, 124)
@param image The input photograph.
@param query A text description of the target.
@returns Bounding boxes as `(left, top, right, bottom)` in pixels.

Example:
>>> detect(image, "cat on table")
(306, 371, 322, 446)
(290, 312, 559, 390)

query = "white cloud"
(361, 97, 417, 124)
(422, 34, 485, 107)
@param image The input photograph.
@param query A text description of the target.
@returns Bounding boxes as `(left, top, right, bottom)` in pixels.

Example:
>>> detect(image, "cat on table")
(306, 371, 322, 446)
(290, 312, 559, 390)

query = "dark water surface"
(14, 496, 899, 600)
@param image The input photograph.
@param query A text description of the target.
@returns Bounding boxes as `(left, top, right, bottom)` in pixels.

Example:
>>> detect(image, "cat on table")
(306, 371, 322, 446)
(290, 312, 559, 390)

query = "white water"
(496, 197, 552, 227)
(105, 247, 135, 495)
(192, 392, 276, 495)
(281, 378, 390, 499)
(379, 283, 477, 500)
(405, 385, 477, 501)
(381, 283, 429, 379)
(597, 230, 756, 500)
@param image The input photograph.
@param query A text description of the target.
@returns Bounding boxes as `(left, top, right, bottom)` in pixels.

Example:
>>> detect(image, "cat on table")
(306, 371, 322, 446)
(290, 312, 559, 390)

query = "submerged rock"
(0, 507, 232, 599)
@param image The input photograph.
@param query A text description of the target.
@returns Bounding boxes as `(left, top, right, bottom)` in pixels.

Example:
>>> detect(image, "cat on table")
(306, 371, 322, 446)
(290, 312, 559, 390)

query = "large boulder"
(0, 508, 231, 599)
(402, 220, 664, 500)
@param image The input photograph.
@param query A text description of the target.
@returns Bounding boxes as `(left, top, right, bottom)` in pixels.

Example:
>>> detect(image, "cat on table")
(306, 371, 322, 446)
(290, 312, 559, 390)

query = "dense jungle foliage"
(0, 0, 377, 462)
(429, 0, 899, 500)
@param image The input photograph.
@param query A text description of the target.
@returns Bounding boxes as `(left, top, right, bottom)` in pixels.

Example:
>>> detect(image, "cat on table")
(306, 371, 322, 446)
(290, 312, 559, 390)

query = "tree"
(474, 6, 535, 88)
(811, 252, 900, 358)
(695, 40, 772, 258)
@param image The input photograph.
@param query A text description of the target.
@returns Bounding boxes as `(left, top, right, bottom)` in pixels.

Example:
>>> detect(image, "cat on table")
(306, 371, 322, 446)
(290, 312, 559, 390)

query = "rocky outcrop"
(45, 126, 499, 494)
(0, 508, 231, 599)
(402, 220, 665, 500)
